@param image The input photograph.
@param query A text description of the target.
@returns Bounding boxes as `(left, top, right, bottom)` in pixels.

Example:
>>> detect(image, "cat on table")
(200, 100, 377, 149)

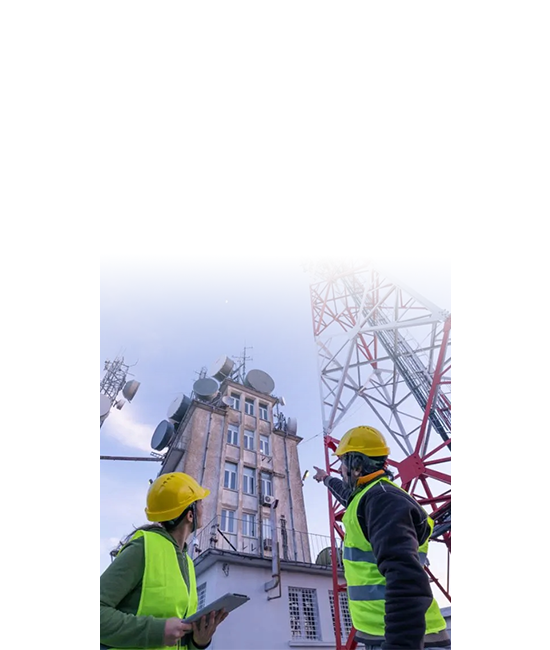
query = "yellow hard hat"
(145, 472, 210, 522)
(333, 426, 390, 457)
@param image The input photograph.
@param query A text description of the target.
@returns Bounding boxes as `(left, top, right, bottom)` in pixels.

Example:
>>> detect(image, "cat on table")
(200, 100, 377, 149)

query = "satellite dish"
(100, 394, 111, 417)
(167, 394, 192, 422)
(221, 396, 233, 407)
(193, 377, 219, 400)
(122, 380, 141, 401)
(277, 396, 286, 406)
(114, 399, 126, 410)
(209, 355, 235, 381)
(244, 369, 275, 395)
(286, 417, 298, 435)
(151, 420, 175, 451)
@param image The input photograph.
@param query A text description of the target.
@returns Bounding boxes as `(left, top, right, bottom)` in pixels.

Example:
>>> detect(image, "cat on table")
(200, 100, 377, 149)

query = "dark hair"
(345, 452, 394, 479)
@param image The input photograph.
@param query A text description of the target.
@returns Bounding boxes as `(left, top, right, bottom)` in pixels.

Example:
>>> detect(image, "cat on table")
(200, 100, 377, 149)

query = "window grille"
(329, 590, 353, 642)
(197, 583, 207, 610)
(288, 587, 320, 640)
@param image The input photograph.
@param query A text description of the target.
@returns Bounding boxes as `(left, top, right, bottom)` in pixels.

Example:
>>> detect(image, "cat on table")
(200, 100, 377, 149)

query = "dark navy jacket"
(323, 474, 450, 649)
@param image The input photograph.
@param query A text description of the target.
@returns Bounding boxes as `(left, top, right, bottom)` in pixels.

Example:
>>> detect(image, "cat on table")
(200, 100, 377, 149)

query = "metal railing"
(191, 515, 343, 568)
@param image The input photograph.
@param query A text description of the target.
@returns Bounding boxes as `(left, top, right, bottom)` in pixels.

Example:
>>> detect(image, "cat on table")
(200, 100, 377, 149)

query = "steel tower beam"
(310, 262, 451, 650)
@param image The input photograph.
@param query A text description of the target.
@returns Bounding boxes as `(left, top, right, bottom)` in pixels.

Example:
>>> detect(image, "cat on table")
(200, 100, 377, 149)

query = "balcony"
(191, 515, 343, 569)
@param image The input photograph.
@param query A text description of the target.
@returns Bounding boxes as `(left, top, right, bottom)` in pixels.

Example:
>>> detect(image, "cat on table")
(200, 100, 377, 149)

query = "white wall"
(196, 554, 452, 650)
(196, 557, 341, 650)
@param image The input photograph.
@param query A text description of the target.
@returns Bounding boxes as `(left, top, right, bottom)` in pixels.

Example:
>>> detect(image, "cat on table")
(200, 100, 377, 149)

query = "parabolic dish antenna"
(244, 369, 275, 395)
(100, 394, 111, 417)
(286, 417, 298, 436)
(221, 396, 233, 407)
(167, 394, 191, 423)
(209, 355, 235, 381)
(151, 420, 175, 451)
(122, 379, 141, 401)
(193, 377, 219, 400)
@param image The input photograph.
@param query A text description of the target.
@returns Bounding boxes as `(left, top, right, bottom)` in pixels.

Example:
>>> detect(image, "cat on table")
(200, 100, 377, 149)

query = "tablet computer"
(182, 592, 250, 624)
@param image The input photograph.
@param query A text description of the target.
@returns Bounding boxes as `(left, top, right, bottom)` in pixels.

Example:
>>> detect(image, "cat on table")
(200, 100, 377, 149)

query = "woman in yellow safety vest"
(100, 472, 228, 650)
(316, 426, 451, 650)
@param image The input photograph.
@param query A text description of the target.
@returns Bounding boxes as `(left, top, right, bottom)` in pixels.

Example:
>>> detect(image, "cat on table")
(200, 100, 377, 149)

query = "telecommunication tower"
(99, 355, 140, 427)
(310, 261, 451, 650)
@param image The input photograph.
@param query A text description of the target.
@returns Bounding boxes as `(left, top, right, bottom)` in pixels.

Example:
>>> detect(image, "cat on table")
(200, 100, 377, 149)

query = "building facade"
(160, 372, 311, 564)
(191, 549, 352, 650)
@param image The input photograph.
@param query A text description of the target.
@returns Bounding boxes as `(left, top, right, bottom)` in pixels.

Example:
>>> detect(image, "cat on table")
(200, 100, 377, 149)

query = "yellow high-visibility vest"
(111, 530, 198, 650)
(342, 477, 446, 637)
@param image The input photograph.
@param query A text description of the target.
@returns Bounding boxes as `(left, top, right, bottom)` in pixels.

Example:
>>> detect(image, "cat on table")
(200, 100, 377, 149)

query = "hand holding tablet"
(181, 593, 250, 624)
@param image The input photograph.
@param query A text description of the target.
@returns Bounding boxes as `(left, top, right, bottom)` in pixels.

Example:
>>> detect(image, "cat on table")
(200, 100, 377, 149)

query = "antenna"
(244, 369, 275, 395)
(209, 355, 235, 381)
(195, 366, 208, 380)
(122, 379, 140, 401)
(232, 345, 253, 383)
(193, 377, 219, 401)
(100, 354, 140, 428)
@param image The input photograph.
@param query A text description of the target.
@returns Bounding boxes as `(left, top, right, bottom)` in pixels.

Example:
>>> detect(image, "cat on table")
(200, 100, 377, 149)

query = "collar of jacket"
(356, 469, 385, 487)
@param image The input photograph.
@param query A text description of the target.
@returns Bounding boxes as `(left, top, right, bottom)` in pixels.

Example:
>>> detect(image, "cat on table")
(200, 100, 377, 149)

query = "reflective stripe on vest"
(111, 530, 198, 650)
(342, 477, 447, 637)
(343, 546, 427, 566)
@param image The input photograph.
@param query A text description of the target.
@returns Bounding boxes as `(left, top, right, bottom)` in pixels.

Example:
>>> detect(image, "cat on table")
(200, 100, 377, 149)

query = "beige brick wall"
(169, 380, 311, 561)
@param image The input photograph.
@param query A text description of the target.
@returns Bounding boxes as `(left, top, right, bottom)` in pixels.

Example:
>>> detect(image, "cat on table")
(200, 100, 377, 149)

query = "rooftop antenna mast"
(99, 355, 140, 428)
(232, 345, 253, 383)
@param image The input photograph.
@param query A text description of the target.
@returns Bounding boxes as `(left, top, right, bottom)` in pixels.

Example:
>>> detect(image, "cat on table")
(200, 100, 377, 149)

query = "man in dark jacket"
(314, 426, 450, 650)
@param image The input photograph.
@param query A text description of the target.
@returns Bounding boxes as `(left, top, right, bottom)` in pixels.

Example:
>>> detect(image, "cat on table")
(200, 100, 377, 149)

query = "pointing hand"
(313, 466, 328, 482)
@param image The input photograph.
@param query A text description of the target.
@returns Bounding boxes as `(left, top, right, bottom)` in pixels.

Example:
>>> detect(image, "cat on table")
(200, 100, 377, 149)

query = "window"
(224, 461, 237, 490)
(229, 392, 241, 410)
(242, 513, 256, 537)
(197, 583, 207, 610)
(244, 398, 255, 416)
(244, 429, 255, 450)
(259, 403, 268, 420)
(262, 520, 273, 551)
(261, 472, 273, 497)
(243, 466, 256, 495)
(329, 590, 353, 642)
(288, 587, 320, 640)
(220, 509, 236, 533)
(227, 424, 239, 446)
(260, 434, 270, 456)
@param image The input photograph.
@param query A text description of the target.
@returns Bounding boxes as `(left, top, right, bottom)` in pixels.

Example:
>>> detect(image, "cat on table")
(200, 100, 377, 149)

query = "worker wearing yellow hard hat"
(100, 472, 228, 650)
(333, 424, 391, 459)
(315, 426, 450, 649)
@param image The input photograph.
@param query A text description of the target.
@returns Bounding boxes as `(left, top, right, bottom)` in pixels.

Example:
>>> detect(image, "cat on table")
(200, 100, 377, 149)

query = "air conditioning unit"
(262, 495, 276, 506)
(263, 538, 273, 551)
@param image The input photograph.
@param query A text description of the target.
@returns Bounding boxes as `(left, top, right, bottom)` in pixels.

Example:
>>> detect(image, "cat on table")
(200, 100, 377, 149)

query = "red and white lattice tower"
(309, 261, 451, 650)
